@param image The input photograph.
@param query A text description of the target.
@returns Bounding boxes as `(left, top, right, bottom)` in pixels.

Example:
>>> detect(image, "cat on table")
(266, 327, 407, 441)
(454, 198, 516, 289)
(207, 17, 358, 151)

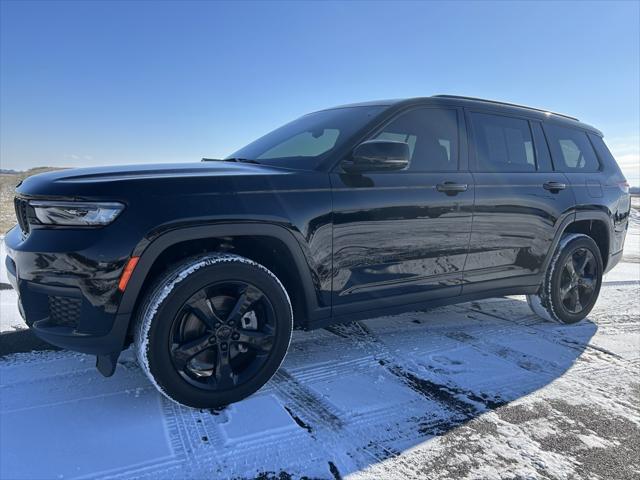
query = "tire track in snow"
(467, 306, 630, 364)
(270, 327, 467, 479)
(271, 369, 344, 431)
(270, 368, 396, 478)
(319, 320, 526, 479)
(325, 322, 506, 418)
(444, 331, 563, 376)
(271, 365, 430, 479)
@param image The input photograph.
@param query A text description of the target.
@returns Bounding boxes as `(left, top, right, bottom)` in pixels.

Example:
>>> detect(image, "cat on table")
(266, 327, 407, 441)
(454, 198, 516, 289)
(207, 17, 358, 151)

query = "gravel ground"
(0, 206, 638, 480)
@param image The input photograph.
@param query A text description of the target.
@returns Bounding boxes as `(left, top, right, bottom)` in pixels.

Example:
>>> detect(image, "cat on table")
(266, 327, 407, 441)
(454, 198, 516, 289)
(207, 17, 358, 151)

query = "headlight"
(30, 201, 125, 226)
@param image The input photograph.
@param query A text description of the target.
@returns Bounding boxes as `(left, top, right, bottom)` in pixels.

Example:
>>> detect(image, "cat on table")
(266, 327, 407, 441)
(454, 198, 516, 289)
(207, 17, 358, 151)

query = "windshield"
(227, 105, 386, 169)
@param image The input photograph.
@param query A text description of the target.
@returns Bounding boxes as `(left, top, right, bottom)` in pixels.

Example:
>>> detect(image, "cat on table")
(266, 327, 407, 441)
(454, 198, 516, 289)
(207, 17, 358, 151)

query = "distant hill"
(0, 167, 65, 233)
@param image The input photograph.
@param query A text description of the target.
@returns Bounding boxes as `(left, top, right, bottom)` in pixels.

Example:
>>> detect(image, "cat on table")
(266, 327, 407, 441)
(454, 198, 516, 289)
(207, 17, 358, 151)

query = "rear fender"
(542, 210, 613, 274)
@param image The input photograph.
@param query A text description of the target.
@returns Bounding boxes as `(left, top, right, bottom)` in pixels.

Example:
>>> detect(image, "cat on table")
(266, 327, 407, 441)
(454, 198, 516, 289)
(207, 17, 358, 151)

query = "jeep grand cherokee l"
(5, 95, 631, 408)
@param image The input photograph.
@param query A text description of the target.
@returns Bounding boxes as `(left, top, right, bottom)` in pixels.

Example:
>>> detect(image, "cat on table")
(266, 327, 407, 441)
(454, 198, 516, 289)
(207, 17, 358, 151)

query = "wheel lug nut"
(220, 343, 228, 350)
(232, 333, 239, 340)
(227, 321, 235, 326)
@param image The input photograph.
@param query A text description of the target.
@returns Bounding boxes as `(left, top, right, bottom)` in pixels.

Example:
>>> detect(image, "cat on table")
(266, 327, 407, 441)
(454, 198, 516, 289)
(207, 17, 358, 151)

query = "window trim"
(530, 120, 554, 172)
(467, 109, 539, 173)
(345, 105, 463, 174)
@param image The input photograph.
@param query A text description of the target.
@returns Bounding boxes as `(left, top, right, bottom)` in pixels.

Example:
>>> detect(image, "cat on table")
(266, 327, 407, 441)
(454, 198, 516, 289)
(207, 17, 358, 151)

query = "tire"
(134, 253, 293, 408)
(527, 234, 603, 324)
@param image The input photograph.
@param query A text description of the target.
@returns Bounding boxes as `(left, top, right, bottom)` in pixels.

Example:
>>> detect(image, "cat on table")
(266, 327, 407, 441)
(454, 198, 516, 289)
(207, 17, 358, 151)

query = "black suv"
(6, 95, 631, 408)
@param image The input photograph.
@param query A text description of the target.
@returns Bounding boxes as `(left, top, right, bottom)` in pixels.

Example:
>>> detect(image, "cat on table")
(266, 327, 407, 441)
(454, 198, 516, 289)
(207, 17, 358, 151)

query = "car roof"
(326, 95, 602, 135)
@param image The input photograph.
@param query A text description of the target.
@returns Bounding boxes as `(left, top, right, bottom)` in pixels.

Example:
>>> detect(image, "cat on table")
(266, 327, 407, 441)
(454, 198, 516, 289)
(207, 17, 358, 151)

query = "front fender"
(116, 222, 323, 320)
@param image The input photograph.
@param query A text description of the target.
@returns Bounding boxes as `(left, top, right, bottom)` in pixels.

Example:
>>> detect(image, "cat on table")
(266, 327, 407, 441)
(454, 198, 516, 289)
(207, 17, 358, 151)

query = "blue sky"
(1, 1, 639, 183)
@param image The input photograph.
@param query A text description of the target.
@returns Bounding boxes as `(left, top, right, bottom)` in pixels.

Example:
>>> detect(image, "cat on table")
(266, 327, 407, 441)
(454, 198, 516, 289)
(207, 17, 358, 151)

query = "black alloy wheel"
(135, 254, 293, 408)
(527, 234, 603, 324)
(558, 247, 598, 314)
(170, 281, 276, 391)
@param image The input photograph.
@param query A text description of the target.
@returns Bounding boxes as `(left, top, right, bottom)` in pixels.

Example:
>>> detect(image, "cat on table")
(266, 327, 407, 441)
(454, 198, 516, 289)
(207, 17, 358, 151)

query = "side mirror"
(343, 140, 410, 173)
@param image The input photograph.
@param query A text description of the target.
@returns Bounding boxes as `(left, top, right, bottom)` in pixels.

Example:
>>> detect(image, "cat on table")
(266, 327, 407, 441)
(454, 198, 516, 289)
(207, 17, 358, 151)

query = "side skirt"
(306, 285, 540, 330)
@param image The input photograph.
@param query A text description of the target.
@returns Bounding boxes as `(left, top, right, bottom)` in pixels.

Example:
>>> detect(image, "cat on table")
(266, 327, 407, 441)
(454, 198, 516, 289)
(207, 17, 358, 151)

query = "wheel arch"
(544, 211, 613, 273)
(117, 223, 325, 332)
(562, 217, 610, 270)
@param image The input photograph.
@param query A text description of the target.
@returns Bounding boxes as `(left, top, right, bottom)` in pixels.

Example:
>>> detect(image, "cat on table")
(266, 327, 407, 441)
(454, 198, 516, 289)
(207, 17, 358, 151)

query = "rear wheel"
(135, 254, 293, 408)
(527, 234, 603, 324)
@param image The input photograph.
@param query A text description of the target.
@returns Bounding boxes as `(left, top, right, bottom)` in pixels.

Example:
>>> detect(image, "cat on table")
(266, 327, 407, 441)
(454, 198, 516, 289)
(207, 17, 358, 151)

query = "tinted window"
(588, 133, 619, 172)
(259, 129, 339, 159)
(228, 105, 385, 170)
(372, 108, 458, 171)
(545, 125, 600, 172)
(471, 113, 536, 172)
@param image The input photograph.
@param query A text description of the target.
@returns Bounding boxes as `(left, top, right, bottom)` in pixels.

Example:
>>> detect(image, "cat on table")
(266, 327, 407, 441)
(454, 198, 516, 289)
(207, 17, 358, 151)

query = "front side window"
(372, 108, 459, 172)
(545, 125, 600, 172)
(228, 106, 386, 170)
(471, 113, 536, 172)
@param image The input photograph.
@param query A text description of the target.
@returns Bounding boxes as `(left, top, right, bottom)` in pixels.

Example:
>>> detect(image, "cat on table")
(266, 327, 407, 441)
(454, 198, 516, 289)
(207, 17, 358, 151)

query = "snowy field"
(0, 207, 638, 480)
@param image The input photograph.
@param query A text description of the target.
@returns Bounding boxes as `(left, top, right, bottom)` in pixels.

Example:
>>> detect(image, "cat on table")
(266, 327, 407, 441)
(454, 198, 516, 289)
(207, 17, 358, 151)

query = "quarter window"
(471, 113, 536, 172)
(545, 125, 600, 172)
(372, 108, 458, 172)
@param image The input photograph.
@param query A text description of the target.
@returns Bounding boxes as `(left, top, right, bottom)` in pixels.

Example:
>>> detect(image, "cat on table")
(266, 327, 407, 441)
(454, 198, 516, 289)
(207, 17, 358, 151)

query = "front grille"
(49, 295, 81, 328)
(14, 197, 30, 236)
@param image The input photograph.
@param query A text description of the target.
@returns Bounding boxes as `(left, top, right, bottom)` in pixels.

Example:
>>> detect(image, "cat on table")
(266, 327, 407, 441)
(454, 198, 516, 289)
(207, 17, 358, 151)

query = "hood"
(16, 161, 296, 199)
(21, 161, 286, 185)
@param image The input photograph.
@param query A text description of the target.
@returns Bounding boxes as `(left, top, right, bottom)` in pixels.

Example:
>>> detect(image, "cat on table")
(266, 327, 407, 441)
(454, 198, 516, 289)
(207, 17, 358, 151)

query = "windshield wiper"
(201, 157, 260, 164)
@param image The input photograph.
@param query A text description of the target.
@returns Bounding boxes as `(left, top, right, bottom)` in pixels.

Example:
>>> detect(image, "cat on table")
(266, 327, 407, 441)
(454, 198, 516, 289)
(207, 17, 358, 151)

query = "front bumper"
(4, 225, 135, 356)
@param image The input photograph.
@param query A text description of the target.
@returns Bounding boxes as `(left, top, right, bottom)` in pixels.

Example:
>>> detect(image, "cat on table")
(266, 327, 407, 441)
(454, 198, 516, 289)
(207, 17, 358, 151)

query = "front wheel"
(527, 234, 603, 324)
(134, 254, 293, 408)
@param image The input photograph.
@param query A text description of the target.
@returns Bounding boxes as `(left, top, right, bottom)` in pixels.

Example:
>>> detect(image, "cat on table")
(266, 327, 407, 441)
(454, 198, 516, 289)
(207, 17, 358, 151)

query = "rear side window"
(471, 113, 536, 172)
(588, 133, 621, 172)
(372, 108, 459, 172)
(545, 125, 600, 172)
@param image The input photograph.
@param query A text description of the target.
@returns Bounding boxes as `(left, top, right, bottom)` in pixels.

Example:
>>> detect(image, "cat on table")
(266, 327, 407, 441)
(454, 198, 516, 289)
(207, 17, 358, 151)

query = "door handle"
(543, 181, 567, 192)
(436, 182, 468, 195)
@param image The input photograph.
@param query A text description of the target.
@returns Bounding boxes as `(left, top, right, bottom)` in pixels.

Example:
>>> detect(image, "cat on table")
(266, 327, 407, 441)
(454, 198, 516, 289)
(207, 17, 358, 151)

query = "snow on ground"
(0, 209, 639, 480)
(0, 237, 24, 333)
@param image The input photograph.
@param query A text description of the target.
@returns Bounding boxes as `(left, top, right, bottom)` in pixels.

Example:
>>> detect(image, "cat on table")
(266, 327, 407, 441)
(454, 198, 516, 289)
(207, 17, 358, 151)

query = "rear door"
(544, 125, 630, 265)
(543, 123, 604, 203)
(330, 107, 473, 315)
(463, 111, 575, 292)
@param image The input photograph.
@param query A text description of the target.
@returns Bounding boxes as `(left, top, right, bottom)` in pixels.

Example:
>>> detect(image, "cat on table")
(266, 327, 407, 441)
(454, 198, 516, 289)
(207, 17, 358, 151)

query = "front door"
(330, 107, 474, 316)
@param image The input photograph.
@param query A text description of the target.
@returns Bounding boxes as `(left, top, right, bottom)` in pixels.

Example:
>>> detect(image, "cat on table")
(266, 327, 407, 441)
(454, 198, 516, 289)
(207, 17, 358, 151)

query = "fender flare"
(116, 223, 323, 321)
(541, 210, 613, 273)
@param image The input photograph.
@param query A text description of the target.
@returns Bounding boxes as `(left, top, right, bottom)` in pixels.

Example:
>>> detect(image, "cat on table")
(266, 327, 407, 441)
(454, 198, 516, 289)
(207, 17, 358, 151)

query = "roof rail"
(432, 95, 579, 121)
